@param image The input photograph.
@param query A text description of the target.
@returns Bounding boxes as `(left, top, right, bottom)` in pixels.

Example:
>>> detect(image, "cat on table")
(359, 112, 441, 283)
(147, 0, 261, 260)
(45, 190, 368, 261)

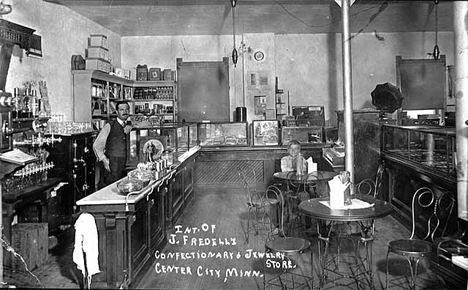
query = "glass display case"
(252, 120, 279, 146)
(197, 122, 249, 147)
(381, 124, 456, 177)
(188, 122, 198, 148)
(281, 126, 324, 146)
(127, 123, 192, 167)
(172, 125, 189, 153)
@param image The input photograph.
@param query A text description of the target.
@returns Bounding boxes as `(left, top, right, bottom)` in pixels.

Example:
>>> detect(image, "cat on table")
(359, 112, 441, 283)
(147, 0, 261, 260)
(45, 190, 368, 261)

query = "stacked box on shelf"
(86, 34, 111, 73)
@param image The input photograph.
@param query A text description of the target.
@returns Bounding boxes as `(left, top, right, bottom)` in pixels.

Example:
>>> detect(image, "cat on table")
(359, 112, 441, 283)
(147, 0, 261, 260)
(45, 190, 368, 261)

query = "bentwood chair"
(238, 167, 280, 244)
(284, 171, 325, 236)
(263, 184, 314, 290)
(386, 187, 455, 290)
(355, 161, 385, 198)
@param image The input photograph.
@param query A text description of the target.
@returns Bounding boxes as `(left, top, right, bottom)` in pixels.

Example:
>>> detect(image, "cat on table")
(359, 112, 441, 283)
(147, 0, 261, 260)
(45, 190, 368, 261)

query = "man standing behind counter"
(93, 101, 133, 188)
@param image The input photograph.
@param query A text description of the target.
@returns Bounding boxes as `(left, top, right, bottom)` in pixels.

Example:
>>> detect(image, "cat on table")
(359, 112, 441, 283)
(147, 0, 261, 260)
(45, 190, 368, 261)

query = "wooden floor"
(5, 188, 461, 289)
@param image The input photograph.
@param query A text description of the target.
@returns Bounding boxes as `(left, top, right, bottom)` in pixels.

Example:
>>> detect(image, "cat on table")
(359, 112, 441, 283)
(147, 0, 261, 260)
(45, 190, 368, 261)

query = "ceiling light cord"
(433, 0, 440, 60)
(231, 2, 238, 67)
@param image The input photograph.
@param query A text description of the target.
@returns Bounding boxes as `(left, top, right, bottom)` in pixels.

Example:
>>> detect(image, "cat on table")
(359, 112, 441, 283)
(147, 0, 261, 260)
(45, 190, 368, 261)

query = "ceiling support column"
(454, 2, 468, 221)
(341, 0, 355, 190)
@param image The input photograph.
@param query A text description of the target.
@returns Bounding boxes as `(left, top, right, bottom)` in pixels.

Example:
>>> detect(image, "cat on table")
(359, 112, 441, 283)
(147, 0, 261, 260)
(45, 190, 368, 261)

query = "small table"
(273, 171, 337, 235)
(273, 171, 337, 184)
(299, 195, 393, 289)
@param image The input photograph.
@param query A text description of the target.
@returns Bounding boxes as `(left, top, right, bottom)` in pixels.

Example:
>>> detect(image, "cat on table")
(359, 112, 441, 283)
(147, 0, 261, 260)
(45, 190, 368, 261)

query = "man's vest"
(105, 119, 127, 158)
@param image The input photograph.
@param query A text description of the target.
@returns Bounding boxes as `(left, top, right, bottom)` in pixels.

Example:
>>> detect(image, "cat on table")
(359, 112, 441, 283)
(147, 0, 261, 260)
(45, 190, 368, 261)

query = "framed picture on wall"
(252, 120, 279, 146)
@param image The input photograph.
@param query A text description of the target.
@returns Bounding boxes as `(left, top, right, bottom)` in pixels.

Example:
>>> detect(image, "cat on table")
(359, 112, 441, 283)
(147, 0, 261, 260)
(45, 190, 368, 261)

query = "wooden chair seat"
(389, 239, 433, 257)
(265, 237, 312, 255)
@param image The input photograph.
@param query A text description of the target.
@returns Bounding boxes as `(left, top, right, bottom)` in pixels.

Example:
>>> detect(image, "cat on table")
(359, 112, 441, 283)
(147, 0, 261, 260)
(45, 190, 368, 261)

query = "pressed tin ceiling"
(43, 0, 454, 36)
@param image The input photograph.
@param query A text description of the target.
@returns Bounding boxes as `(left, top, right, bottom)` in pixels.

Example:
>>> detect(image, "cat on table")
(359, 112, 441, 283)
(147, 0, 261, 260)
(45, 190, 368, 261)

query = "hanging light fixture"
(231, 0, 238, 67)
(432, 0, 440, 60)
(0, 1, 12, 15)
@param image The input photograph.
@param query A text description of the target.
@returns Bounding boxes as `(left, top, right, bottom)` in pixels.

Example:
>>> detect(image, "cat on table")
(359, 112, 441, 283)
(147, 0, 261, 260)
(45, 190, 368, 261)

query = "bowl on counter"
(127, 168, 153, 187)
(116, 178, 144, 195)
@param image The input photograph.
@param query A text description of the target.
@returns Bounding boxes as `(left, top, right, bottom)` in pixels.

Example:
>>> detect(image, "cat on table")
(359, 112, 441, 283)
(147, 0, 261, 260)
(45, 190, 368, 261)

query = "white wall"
(3, 0, 121, 120)
(4, 1, 454, 124)
(122, 31, 454, 125)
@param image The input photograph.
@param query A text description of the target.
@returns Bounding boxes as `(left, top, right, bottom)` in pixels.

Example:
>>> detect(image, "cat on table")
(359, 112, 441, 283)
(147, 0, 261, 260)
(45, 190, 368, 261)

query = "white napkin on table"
(306, 157, 317, 174)
(328, 175, 349, 209)
(320, 199, 375, 210)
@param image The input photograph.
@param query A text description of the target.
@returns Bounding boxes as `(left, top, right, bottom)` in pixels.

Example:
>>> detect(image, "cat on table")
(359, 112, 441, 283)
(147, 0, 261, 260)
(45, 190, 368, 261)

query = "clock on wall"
(253, 50, 265, 62)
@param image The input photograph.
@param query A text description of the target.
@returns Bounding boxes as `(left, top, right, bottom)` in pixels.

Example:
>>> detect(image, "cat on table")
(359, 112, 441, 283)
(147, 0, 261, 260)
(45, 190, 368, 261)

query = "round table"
(273, 171, 338, 236)
(298, 194, 393, 222)
(299, 195, 393, 289)
(273, 171, 337, 184)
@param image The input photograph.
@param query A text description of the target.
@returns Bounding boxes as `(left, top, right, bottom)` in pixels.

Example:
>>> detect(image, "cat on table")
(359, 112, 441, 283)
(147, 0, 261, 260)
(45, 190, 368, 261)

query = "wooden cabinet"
(78, 185, 166, 288)
(44, 131, 97, 218)
(2, 178, 63, 266)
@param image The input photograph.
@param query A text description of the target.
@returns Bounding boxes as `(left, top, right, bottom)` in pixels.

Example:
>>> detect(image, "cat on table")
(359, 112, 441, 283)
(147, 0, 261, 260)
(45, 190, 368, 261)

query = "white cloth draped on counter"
(73, 212, 100, 287)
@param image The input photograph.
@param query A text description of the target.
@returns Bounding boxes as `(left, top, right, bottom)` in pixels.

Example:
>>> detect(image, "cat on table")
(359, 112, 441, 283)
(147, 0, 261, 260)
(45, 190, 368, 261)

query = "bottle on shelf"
(12, 87, 21, 119)
(21, 88, 31, 118)
(296, 152, 304, 176)
(31, 89, 39, 117)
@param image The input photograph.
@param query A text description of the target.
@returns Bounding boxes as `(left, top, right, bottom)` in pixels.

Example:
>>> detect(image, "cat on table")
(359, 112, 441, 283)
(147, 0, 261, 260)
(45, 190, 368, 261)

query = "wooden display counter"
(75, 147, 199, 288)
(380, 124, 466, 288)
(194, 144, 331, 191)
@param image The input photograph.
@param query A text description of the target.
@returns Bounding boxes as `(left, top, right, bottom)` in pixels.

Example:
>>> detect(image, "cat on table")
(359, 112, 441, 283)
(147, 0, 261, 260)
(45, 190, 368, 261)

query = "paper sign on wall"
(254, 95, 267, 115)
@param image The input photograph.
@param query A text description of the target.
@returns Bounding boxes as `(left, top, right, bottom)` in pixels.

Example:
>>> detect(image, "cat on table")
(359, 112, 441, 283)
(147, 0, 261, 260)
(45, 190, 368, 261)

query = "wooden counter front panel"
(165, 155, 196, 228)
(79, 185, 166, 288)
(90, 211, 128, 288)
(194, 147, 324, 190)
(129, 198, 150, 283)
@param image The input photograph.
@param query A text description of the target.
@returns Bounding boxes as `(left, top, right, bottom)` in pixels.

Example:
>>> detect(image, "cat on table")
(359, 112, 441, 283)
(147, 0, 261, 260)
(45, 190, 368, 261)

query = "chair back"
(410, 187, 455, 242)
(304, 171, 326, 197)
(286, 171, 301, 193)
(264, 184, 285, 238)
(238, 167, 253, 203)
(355, 161, 385, 198)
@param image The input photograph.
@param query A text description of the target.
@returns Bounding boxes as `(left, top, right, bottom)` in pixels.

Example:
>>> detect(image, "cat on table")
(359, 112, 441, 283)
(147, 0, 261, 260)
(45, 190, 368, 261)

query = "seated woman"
(281, 140, 307, 173)
(281, 140, 310, 201)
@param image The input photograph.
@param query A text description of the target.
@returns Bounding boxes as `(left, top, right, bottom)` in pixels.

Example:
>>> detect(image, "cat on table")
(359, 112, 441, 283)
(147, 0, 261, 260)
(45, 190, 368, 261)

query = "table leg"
(357, 219, 375, 289)
(317, 219, 376, 290)
(317, 219, 334, 288)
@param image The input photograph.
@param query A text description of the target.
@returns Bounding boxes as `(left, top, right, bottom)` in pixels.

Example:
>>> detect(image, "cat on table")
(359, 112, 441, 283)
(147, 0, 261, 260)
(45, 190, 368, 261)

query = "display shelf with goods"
(72, 70, 179, 131)
(72, 70, 133, 130)
(130, 80, 177, 127)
